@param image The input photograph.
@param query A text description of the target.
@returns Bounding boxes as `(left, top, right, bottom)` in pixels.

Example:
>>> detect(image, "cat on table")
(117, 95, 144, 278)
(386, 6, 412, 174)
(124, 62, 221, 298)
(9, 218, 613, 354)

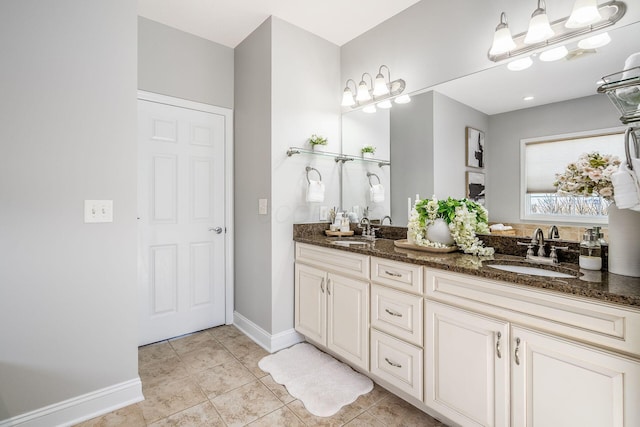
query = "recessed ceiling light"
(507, 56, 533, 71)
(523, 96, 535, 101)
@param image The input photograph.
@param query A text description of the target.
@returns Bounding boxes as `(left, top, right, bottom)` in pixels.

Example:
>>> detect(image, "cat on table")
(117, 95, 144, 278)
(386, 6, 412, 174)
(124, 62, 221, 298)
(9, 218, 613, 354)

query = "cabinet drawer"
(371, 329, 423, 400)
(371, 257, 423, 294)
(296, 243, 369, 280)
(371, 284, 423, 347)
(426, 269, 640, 357)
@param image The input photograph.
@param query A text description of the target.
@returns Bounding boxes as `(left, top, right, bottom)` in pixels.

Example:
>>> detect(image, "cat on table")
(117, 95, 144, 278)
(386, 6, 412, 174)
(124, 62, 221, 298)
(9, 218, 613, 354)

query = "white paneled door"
(138, 97, 228, 346)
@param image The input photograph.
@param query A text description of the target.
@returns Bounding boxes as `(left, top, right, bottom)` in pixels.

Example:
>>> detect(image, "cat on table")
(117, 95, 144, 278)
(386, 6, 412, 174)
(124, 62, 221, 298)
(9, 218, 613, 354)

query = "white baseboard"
(233, 311, 304, 353)
(0, 378, 143, 427)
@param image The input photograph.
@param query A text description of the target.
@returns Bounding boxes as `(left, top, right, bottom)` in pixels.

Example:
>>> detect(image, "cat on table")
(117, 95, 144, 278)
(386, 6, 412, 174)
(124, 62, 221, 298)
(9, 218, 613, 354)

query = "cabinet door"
(511, 326, 640, 427)
(294, 263, 326, 345)
(327, 273, 369, 370)
(426, 301, 509, 427)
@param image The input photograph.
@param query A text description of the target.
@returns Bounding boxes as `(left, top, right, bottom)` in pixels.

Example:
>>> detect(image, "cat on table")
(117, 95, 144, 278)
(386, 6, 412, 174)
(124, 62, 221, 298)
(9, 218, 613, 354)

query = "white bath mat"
(258, 342, 373, 417)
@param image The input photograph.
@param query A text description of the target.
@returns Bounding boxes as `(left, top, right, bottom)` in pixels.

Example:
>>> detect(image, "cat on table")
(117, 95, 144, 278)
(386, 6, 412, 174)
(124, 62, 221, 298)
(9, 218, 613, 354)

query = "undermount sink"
(329, 240, 370, 247)
(486, 263, 577, 278)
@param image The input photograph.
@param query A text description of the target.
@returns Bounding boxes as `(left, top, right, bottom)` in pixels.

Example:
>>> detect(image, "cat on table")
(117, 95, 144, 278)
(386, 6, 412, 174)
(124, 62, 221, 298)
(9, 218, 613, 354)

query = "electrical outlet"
(84, 200, 113, 223)
(258, 198, 268, 215)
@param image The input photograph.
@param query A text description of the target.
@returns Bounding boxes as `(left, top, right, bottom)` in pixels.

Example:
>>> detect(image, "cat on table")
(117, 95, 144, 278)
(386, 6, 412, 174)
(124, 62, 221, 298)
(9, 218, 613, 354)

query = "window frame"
(519, 126, 626, 225)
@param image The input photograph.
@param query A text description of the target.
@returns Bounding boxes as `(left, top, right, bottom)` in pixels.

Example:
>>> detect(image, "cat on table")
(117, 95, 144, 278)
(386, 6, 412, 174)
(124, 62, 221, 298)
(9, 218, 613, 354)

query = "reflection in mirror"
(341, 109, 391, 223)
(341, 21, 640, 230)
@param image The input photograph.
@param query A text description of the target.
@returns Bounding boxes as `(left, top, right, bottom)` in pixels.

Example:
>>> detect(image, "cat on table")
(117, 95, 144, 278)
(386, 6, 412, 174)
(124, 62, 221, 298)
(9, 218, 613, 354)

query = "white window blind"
(524, 132, 626, 193)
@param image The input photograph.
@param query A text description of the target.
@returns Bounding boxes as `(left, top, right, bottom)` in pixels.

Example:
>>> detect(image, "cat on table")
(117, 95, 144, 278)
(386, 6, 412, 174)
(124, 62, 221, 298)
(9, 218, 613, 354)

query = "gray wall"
(234, 18, 273, 332)
(488, 94, 621, 223)
(138, 16, 234, 108)
(234, 17, 341, 338)
(391, 91, 435, 224)
(0, 0, 138, 420)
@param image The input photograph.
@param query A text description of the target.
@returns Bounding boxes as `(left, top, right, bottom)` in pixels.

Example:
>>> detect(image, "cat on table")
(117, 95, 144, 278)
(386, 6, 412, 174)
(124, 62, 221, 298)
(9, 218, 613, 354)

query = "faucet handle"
(517, 241, 535, 257)
(549, 246, 569, 263)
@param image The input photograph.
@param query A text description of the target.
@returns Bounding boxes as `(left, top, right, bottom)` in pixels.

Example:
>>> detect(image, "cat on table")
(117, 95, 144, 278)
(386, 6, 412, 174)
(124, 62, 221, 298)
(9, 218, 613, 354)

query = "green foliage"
(415, 197, 487, 225)
(308, 134, 328, 146)
(361, 145, 376, 154)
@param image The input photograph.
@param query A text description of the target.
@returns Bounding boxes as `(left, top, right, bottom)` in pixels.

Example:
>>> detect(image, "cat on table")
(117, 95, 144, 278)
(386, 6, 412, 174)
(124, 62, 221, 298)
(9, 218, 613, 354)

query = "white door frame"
(137, 90, 234, 325)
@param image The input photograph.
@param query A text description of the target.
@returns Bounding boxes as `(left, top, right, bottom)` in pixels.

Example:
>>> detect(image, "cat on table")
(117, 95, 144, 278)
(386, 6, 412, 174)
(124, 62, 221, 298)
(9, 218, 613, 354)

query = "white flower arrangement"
(408, 196, 494, 256)
(553, 151, 620, 201)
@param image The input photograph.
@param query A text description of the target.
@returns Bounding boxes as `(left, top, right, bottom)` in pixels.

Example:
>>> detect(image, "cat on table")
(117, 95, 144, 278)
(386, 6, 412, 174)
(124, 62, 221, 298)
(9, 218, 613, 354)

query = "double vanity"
(293, 223, 640, 427)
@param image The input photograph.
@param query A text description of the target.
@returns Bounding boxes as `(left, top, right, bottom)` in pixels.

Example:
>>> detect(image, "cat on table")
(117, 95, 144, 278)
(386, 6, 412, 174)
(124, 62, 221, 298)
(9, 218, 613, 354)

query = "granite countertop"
(293, 224, 640, 309)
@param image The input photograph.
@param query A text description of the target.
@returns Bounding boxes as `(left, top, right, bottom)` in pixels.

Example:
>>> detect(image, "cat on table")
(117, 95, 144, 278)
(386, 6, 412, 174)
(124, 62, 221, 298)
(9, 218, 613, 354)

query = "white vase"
(426, 218, 455, 246)
(607, 204, 640, 277)
(362, 152, 374, 159)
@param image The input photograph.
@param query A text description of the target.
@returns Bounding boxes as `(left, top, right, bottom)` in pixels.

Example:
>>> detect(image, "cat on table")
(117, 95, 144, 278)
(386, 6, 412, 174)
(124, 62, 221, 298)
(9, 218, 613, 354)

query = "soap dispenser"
(579, 229, 602, 271)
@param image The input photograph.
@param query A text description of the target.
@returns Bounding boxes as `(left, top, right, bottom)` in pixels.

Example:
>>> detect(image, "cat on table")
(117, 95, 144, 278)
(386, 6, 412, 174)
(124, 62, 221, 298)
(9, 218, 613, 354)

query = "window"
(521, 127, 626, 224)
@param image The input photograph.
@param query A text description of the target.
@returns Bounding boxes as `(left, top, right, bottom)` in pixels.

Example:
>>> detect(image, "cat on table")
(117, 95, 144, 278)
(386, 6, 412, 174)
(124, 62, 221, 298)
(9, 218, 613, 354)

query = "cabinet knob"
(514, 337, 521, 365)
(496, 331, 502, 359)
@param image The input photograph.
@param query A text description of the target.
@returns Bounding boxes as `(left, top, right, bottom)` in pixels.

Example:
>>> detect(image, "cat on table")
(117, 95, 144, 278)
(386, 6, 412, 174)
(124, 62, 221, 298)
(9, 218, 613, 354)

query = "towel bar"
(625, 126, 639, 170)
(367, 172, 381, 188)
(305, 166, 322, 184)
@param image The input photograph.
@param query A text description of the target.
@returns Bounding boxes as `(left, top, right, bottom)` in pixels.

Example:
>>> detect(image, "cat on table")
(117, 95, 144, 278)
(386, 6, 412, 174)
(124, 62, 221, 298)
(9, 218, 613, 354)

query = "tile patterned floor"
(76, 325, 448, 426)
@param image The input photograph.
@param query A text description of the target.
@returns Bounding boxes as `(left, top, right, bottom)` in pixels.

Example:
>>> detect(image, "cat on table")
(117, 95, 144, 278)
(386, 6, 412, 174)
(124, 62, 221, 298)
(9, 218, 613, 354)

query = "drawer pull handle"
(327, 279, 331, 295)
(384, 308, 403, 317)
(320, 278, 325, 293)
(514, 337, 521, 366)
(385, 358, 402, 368)
(496, 331, 502, 359)
(384, 270, 402, 278)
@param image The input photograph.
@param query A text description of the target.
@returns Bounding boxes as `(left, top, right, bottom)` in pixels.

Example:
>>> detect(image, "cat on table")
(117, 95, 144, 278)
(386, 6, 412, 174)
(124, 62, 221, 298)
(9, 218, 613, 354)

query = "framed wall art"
(466, 171, 485, 205)
(466, 126, 485, 169)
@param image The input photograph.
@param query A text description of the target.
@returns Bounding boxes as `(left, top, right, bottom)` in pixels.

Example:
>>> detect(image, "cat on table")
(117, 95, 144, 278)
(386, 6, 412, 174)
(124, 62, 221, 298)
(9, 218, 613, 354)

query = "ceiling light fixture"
(507, 56, 534, 71)
(341, 65, 409, 110)
(487, 0, 625, 63)
(577, 31, 611, 49)
(539, 45, 569, 61)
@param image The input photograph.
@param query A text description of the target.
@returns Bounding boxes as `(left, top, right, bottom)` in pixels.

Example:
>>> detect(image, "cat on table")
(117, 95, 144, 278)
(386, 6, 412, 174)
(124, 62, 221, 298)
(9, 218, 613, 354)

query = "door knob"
(209, 227, 223, 234)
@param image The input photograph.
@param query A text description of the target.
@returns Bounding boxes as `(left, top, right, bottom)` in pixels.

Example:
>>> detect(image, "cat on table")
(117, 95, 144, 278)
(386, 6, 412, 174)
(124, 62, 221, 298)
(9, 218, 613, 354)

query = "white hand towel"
(370, 184, 385, 203)
(617, 53, 640, 103)
(612, 163, 640, 210)
(306, 180, 325, 203)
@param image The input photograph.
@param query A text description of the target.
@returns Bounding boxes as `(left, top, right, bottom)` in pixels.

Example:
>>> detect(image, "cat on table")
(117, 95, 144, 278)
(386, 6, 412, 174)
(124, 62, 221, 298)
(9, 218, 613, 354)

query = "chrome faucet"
(548, 225, 560, 240)
(381, 215, 393, 225)
(359, 217, 377, 240)
(517, 227, 568, 265)
(532, 228, 546, 257)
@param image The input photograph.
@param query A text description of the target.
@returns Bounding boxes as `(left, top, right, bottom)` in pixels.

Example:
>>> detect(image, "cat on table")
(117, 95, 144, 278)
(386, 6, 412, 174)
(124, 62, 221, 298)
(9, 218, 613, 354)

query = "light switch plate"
(258, 198, 268, 215)
(84, 200, 113, 223)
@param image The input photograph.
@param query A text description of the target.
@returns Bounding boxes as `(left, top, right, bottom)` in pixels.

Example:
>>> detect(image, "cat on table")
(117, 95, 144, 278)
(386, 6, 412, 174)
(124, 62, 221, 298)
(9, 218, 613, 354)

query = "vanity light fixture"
(394, 94, 411, 104)
(341, 65, 408, 110)
(488, 0, 625, 63)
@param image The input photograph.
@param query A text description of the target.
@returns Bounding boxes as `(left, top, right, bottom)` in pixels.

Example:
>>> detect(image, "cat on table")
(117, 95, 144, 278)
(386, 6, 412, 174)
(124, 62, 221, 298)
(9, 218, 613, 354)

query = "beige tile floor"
(76, 325, 448, 426)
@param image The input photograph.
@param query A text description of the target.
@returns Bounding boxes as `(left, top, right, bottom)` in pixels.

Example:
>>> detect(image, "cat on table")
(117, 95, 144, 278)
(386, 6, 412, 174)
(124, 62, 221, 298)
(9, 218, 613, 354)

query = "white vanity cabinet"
(294, 243, 370, 370)
(425, 269, 640, 427)
(370, 257, 424, 400)
(425, 300, 510, 427)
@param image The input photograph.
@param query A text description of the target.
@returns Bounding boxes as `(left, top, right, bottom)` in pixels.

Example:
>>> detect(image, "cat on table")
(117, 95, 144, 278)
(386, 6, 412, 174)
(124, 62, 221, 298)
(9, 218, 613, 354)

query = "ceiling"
(137, 0, 421, 48)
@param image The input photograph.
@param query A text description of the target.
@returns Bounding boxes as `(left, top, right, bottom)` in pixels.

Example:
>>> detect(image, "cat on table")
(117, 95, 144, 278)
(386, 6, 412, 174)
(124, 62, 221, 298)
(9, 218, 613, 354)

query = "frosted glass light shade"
(341, 88, 355, 107)
(489, 26, 516, 56)
(507, 56, 533, 71)
(377, 100, 393, 109)
(566, 0, 602, 28)
(540, 45, 568, 61)
(373, 74, 390, 96)
(524, 12, 554, 44)
(356, 81, 371, 102)
(577, 32, 611, 49)
(363, 105, 377, 113)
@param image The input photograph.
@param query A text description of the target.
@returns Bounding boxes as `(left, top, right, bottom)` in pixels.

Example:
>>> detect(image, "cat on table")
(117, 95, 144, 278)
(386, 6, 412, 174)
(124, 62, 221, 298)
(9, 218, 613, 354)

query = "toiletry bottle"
(340, 216, 350, 232)
(579, 229, 602, 270)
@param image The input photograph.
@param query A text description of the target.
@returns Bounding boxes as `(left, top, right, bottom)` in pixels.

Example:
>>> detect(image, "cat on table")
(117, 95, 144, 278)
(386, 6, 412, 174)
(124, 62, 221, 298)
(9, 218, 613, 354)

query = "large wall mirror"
(341, 21, 640, 227)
